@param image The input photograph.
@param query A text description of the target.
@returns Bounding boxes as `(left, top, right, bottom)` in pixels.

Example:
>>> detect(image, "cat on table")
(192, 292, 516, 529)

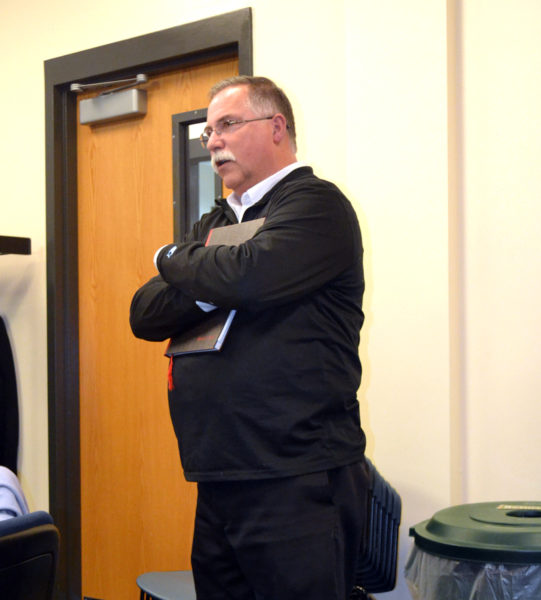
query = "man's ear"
(271, 113, 289, 143)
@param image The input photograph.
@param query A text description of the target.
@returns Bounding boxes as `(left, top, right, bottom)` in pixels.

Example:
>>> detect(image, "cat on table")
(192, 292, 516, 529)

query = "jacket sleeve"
(155, 180, 362, 312)
(129, 275, 208, 341)
(129, 207, 230, 341)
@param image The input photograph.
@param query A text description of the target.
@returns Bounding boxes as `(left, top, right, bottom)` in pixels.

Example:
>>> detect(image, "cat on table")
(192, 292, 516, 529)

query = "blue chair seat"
(0, 510, 59, 600)
(136, 570, 196, 600)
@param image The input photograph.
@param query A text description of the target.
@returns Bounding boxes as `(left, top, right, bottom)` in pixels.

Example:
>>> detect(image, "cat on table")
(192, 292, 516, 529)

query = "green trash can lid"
(410, 502, 541, 564)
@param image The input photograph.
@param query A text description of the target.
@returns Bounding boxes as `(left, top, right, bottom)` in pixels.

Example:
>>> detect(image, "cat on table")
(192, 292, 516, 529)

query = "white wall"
(461, 1, 541, 503)
(346, 4, 451, 597)
(1, 1, 541, 598)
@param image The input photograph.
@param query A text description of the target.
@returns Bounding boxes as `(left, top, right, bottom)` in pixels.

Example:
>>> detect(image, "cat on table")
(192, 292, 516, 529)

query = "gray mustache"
(211, 150, 237, 173)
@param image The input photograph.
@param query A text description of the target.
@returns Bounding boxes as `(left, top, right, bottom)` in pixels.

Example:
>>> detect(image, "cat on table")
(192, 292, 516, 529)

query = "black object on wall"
(0, 236, 31, 255)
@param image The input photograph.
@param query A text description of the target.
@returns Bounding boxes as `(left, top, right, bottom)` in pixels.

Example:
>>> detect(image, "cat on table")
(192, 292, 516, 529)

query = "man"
(130, 76, 369, 600)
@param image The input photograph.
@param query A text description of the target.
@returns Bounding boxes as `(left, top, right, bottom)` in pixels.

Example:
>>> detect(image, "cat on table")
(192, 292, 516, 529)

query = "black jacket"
(130, 167, 366, 481)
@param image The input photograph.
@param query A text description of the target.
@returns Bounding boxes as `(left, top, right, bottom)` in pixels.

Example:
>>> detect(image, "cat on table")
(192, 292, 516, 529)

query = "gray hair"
(209, 76, 297, 152)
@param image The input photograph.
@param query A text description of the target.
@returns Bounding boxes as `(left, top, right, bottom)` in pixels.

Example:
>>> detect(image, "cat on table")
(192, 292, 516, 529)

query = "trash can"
(405, 502, 541, 600)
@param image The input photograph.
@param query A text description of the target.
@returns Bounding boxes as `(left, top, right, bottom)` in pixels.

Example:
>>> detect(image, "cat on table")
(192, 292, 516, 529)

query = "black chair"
(0, 510, 59, 600)
(352, 458, 402, 599)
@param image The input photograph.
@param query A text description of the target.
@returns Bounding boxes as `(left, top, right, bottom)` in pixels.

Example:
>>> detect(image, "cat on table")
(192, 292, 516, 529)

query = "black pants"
(192, 461, 369, 600)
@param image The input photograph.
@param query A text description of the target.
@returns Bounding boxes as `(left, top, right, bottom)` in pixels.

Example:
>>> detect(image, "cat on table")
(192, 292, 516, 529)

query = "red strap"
(168, 356, 175, 391)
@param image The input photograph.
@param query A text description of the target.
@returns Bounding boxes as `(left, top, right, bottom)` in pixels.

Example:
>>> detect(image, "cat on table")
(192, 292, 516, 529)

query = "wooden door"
(77, 58, 238, 600)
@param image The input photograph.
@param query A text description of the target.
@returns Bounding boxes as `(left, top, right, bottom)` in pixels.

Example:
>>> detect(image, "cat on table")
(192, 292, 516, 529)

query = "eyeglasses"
(200, 116, 274, 148)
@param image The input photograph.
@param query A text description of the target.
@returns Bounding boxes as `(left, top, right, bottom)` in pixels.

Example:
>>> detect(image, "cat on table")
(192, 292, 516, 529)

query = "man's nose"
(207, 130, 224, 152)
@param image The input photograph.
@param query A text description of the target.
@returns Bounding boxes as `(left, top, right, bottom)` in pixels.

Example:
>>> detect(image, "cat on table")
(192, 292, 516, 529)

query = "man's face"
(206, 85, 275, 196)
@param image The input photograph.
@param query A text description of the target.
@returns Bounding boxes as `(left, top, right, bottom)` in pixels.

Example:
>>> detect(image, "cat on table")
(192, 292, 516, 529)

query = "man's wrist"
(154, 244, 177, 269)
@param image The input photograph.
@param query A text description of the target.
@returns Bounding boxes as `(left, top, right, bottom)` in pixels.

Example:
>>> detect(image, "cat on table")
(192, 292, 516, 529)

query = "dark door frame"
(44, 9, 252, 599)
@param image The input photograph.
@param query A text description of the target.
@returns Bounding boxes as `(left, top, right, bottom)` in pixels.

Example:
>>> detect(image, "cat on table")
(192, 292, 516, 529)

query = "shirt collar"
(227, 162, 305, 221)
